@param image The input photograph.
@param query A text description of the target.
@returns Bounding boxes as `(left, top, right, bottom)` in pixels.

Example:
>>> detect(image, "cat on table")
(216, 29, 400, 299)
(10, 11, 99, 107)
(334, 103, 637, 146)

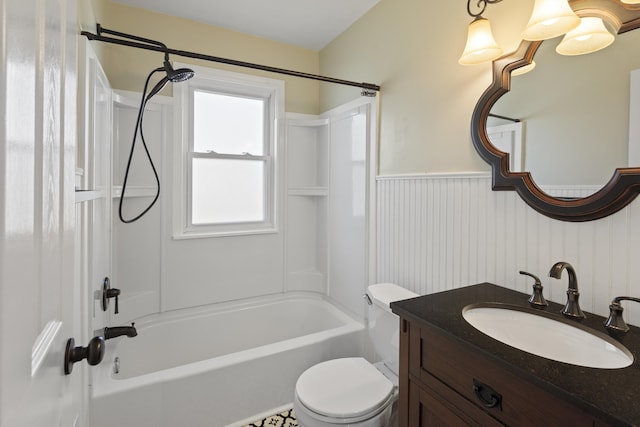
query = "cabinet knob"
(473, 378, 502, 409)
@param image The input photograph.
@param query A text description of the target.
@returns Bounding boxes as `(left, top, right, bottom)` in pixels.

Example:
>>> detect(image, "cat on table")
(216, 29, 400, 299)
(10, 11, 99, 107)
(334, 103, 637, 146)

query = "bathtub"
(90, 293, 366, 427)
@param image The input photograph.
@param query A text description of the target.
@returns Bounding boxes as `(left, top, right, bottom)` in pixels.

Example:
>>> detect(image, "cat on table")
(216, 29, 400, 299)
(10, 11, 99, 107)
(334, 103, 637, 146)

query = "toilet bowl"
(293, 283, 418, 427)
(294, 358, 396, 427)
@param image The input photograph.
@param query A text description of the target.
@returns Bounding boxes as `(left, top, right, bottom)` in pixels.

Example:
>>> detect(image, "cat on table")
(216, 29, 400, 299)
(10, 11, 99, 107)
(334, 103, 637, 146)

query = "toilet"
(293, 283, 418, 427)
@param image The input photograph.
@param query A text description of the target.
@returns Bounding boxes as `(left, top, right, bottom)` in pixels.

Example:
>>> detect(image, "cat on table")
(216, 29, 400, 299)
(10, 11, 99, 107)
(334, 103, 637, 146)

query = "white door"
(487, 122, 524, 172)
(0, 1, 84, 426)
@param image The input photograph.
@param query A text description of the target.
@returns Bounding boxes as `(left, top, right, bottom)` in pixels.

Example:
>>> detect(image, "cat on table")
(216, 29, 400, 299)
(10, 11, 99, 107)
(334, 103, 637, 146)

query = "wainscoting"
(376, 173, 640, 325)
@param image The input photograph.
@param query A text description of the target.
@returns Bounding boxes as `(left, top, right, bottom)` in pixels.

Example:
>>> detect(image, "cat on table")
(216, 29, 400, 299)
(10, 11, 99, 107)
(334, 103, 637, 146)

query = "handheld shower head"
(146, 59, 195, 100)
(164, 60, 195, 83)
(146, 75, 169, 100)
(120, 56, 196, 224)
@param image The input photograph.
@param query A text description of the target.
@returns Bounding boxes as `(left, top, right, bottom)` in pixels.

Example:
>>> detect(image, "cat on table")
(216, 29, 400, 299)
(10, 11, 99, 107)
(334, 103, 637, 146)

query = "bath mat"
(242, 408, 298, 427)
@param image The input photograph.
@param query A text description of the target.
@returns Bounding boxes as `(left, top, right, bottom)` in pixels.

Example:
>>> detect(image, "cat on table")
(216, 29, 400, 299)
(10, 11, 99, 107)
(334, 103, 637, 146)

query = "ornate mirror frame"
(471, 0, 640, 221)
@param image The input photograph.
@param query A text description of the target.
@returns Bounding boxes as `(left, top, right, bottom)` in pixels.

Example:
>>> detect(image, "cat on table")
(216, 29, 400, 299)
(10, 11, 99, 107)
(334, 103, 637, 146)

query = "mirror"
(489, 29, 640, 194)
(471, 0, 640, 221)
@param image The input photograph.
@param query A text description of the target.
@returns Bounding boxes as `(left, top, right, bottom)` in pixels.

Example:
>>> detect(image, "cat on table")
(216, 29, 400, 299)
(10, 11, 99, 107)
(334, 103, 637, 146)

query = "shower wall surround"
(376, 173, 640, 327)
(112, 93, 376, 322)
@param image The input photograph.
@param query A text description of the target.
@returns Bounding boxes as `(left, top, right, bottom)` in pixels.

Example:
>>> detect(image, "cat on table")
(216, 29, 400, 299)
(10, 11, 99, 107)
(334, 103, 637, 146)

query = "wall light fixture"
(459, 0, 504, 65)
(459, 0, 614, 66)
(521, 0, 580, 41)
(555, 16, 615, 55)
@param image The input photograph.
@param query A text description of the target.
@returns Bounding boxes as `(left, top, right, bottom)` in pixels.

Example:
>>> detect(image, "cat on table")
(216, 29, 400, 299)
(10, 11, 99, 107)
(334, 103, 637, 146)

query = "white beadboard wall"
(376, 173, 640, 327)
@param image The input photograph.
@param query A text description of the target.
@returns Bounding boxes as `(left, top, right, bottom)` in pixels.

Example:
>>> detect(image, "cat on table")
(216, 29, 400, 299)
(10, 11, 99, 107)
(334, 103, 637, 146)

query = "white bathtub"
(91, 293, 366, 427)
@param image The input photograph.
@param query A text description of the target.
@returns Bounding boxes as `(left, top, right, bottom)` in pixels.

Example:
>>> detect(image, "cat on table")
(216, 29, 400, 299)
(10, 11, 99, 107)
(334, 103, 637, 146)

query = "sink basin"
(462, 303, 633, 369)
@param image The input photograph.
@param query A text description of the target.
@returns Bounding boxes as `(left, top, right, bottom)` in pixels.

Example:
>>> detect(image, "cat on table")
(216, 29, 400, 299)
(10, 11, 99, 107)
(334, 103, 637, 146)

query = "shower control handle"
(101, 277, 121, 314)
(362, 293, 373, 305)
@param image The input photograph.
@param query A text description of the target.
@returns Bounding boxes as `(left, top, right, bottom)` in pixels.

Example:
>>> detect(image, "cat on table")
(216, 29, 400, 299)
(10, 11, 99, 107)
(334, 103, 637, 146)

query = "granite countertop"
(390, 283, 640, 427)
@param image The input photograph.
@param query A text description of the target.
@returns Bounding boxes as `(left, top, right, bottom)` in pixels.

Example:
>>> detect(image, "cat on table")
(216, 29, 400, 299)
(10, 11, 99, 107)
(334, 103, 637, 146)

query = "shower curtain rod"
(81, 24, 381, 93)
(488, 113, 520, 123)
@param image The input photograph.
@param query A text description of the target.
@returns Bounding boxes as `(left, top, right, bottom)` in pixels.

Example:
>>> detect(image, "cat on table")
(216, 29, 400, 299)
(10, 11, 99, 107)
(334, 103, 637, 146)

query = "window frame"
(173, 64, 284, 239)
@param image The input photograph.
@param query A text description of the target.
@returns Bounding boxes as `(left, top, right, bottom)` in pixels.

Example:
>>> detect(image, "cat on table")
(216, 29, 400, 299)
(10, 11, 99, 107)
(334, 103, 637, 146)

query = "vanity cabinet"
(393, 284, 640, 426)
(398, 317, 608, 427)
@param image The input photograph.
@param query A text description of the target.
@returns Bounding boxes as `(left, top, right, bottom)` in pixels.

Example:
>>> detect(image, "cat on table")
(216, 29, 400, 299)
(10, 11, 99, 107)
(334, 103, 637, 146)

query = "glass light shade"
(512, 61, 536, 76)
(459, 17, 503, 65)
(522, 0, 581, 40)
(556, 17, 615, 56)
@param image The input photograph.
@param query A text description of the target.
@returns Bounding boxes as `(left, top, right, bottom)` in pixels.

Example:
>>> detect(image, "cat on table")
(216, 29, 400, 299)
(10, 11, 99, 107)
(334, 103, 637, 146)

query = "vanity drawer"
(410, 324, 596, 427)
(409, 373, 505, 426)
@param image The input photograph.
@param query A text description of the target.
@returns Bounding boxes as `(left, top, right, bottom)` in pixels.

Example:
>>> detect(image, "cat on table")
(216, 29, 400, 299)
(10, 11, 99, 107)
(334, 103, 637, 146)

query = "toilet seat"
(295, 357, 395, 422)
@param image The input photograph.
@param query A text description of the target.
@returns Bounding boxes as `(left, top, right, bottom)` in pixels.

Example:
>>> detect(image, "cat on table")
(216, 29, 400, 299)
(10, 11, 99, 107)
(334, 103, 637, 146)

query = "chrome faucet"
(549, 261, 585, 320)
(103, 323, 137, 340)
(604, 296, 640, 335)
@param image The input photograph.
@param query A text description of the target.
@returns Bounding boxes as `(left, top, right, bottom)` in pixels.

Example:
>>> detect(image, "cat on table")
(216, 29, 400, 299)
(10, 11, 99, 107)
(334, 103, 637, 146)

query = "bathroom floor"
(242, 408, 298, 427)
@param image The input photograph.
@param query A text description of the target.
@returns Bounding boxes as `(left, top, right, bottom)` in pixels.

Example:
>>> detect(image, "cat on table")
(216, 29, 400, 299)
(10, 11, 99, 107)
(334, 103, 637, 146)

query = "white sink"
(462, 303, 634, 369)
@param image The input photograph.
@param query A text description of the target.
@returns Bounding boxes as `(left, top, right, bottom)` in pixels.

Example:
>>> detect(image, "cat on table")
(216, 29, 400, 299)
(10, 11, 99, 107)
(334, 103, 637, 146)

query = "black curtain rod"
(81, 24, 381, 93)
(488, 113, 520, 123)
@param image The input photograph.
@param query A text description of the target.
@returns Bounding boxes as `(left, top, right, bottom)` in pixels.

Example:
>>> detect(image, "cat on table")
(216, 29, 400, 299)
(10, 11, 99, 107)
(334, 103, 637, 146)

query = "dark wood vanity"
(391, 283, 640, 427)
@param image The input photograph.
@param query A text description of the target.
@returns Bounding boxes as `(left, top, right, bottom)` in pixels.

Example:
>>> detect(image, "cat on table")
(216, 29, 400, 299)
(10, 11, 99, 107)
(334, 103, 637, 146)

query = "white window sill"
(172, 225, 279, 240)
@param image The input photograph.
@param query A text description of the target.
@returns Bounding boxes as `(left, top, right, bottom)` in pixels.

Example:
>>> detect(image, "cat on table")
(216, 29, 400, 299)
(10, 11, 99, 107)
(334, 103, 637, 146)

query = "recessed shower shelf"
(75, 190, 104, 203)
(112, 186, 157, 199)
(288, 187, 328, 196)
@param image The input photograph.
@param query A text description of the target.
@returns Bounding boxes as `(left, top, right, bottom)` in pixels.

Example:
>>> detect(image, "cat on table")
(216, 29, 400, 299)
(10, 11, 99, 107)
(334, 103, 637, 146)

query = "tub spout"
(104, 323, 137, 340)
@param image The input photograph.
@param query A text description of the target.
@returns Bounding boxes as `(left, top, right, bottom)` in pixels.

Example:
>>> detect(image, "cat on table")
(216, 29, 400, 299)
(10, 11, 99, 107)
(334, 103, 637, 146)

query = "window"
(174, 65, 284, 238)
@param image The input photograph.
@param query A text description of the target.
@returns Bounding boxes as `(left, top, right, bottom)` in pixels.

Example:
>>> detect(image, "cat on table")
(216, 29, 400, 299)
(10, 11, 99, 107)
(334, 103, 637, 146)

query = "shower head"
(146, 59, 195, 100)
(164, 60, 195, 83)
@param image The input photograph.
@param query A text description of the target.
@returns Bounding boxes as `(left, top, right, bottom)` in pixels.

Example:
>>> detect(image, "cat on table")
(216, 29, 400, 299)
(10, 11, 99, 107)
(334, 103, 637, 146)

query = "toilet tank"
(367, 283, 418, 375)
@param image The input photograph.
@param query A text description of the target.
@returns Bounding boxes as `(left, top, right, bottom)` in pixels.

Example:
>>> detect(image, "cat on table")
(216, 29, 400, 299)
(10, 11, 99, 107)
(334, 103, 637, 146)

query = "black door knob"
(64, 336, 105, 375)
